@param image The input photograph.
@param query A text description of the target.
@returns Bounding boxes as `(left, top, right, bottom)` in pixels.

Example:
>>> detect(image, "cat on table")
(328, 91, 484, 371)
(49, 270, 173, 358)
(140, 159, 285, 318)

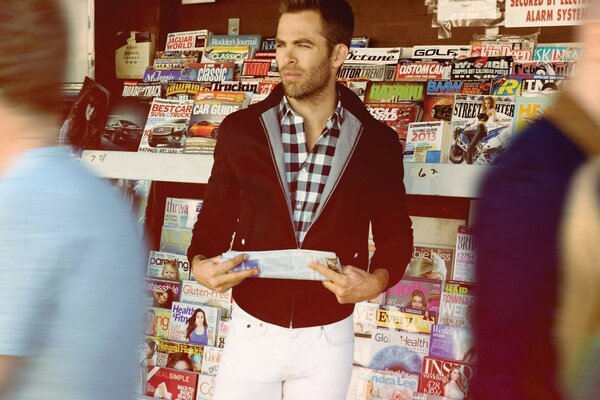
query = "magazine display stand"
(81, 150, 488, 197)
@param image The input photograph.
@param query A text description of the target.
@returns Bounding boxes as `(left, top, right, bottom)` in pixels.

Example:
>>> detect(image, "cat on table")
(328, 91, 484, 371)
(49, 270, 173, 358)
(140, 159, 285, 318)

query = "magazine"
(163, 197, 203, 230)
(451, 226, 477, 283)
(184, 90, 250, 154)
(369, 327, 430, 375)
(419, 356, 476, 399)
(180, 279, 233, 319)
(385, 276, 442, 313)
(146, 278, 182, 309)
(167, 302, 220, 346)
(154, 339, 204, 372)
(165, 29, 211, 51)
(200, 346, 223, 376)
(403, 121, 451, 163)
(355, 367, 420, 400)
(224, 249, 342, 281)
(160, 226, 193, 255)
(429, 324, 476, 363)
(137, 97, 194, 154)
(147, 250, 191, 281)
(375, 308, 434, 334)
(146, 366, 198, 399)
(364, 81, 426, 103)
(438, 289, 476, 328)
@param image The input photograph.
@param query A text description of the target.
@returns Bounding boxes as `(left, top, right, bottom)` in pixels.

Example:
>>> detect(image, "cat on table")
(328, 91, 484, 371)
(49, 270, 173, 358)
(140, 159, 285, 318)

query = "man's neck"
(0, 107, 59, 177)
(286, 83, 338, 151)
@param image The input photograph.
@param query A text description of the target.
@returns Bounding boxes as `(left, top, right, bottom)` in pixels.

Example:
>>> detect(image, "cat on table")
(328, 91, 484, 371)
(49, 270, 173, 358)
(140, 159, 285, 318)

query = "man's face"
(276, 10, 336, 101)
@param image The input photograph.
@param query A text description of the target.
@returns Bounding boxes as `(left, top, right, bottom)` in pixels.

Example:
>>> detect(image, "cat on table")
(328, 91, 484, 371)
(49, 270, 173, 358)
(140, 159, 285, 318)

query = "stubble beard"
(281, 63, 332, 102)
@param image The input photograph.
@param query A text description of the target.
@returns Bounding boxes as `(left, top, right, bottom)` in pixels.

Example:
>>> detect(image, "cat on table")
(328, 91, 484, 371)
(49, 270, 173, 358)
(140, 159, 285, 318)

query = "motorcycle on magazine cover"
(449, 122, 511, 165)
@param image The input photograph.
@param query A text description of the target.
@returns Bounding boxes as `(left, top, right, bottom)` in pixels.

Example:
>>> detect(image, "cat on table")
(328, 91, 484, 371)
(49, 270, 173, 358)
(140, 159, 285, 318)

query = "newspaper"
(223, 249, 342, 281)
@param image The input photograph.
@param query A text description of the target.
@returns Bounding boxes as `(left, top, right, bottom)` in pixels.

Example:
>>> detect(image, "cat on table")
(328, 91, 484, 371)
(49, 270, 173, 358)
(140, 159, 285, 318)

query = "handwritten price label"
(86, 153, 107, 163)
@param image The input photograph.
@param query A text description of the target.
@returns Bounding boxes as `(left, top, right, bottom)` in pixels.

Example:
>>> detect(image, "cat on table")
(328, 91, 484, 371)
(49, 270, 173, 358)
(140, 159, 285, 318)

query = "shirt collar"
(278, 94, 345, 129)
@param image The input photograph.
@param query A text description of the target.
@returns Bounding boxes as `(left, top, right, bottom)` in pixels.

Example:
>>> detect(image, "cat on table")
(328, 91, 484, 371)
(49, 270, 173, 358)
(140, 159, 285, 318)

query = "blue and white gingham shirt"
(278, 96, 344, 245)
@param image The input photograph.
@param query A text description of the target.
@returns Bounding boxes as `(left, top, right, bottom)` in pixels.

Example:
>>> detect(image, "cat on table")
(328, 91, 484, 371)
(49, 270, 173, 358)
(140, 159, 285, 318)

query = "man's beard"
(281, 63, 332, 101)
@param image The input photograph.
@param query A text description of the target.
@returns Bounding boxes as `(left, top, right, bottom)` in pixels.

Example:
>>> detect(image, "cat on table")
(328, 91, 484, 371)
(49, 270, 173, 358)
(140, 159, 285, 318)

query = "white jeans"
(213, 303, 354, 400)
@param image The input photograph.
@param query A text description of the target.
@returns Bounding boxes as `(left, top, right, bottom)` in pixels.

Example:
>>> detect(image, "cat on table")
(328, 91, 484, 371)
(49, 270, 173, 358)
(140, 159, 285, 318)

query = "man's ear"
(331, 44, 349, 69)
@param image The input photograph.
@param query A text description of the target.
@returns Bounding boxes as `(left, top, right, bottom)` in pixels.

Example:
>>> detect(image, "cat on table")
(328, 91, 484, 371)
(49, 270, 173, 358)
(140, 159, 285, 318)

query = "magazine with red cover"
(146, 366, 199, 399)
(419, 356, 476, 399)
(385, 276, 442, 313)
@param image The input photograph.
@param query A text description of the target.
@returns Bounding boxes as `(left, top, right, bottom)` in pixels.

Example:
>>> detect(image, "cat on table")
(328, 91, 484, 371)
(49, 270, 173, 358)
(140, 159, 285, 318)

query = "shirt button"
(296, 203, 302, 210)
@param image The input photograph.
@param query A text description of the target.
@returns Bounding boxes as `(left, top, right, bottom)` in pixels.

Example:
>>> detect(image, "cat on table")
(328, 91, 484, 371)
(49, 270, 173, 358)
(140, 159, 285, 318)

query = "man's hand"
(191, 253, 258, 293)
(309, 262, 389, 304)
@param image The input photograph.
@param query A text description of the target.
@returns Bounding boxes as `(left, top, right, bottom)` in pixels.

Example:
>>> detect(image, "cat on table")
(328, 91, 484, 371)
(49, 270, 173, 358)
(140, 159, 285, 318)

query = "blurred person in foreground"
(472, 3, 600, 399)
(0, 1, 145, 399)
(187, 0, 412, 398)
(556, 158, 600, 399)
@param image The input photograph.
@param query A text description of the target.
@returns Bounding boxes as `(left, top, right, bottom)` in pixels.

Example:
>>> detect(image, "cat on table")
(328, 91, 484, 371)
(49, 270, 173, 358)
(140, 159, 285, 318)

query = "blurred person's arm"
(0, 355, 20, 396)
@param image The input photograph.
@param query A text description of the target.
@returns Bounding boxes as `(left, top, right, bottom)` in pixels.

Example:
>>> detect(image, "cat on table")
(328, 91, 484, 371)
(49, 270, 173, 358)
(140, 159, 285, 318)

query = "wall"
(92, 0, 577, 220)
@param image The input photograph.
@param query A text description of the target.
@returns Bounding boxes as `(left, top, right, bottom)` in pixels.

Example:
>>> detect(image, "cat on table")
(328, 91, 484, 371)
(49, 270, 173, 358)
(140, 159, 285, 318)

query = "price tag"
(85, 152, 107, 163)
(409, 166, 440, 178)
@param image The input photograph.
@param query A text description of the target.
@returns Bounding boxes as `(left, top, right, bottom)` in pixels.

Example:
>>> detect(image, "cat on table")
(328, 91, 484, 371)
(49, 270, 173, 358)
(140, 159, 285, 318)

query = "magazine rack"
(81, 150, 487, 197)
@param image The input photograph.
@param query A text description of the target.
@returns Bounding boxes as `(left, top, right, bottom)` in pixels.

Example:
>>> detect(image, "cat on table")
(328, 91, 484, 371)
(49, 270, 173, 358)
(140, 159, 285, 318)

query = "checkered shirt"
(279, 96, 344, 245)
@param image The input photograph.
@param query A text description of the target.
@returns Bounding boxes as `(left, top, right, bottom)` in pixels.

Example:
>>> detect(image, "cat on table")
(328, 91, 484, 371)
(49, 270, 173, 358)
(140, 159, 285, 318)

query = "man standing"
(0, 1, 145, 399)
(187, 1, 412, 398)
(473, 2, 600, 399)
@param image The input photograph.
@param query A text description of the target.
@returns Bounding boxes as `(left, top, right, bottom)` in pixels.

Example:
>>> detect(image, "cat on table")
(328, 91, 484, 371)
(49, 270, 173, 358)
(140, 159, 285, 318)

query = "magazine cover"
(451, 226, 477, 283)
(338, 64, 390, 81)
(160, 226, 193, 255)
(145, 307, 171, 340)
(355, 367, 420, 400)
(147, 250, 191, 281)
(364, 81, 426, 103)
(429, 324, 476, 363)
(422, 79, 490, 122)
(184, 62, 236, 83)
(206, 34, 262, 52)
(121, 81, 162, 100)
(404, 244, 455, 281)
(146, 278, 182, 309)
(520, 75, 566, 95)
(180, 280, 233, 319)
(353, 302, 380, 367)
(196, 374, 216, 400)
(533, 43, 581, 62)
(200, 346, 223, 377)
(165, 29, 211, 51)
(165, 81, 212, 100)
(369, 327, 430, 375)
(102, 98, 152, 152)
(217, 320, 229, 348)
(200, 46, 255, 65)
(168, 302, 220, 347)
(365, 102, 423, 148)
(450, 56, 513, 81)
(419, 356, 476, 399)
(438, 289, 476, 328)
(375, 308, 435, 334)
(395, 59, 451, 81)
(470, 34, 537, 61)
(163, 197, 203, 229)
(137, 97, 194, 154)
(403, 121, 451, 163)
(385, 277, 442, 313)
(449, 94, 515, 165)
(153, 50, 201, 70)
(345, 47, 403, 64)
(59, 77, 111, 154)
(513, 95, 555, 134)
(184, 91, 250, 154)
(146, 366, 198, 399)
(155, 339, 204, 372)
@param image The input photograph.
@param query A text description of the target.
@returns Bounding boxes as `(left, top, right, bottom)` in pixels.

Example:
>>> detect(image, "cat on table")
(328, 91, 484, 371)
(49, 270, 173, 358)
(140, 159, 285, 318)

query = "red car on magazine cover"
(188, 120, 219, 139)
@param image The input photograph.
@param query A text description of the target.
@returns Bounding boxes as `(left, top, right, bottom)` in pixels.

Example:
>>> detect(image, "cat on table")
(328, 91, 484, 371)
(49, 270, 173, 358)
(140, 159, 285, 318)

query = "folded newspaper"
(223, 249, 342, 281)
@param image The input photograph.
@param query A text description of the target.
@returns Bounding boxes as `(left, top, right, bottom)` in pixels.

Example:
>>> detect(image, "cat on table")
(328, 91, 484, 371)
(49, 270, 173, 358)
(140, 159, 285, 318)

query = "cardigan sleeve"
(187, 116, 242, 262)
(368, 125, 413, 290)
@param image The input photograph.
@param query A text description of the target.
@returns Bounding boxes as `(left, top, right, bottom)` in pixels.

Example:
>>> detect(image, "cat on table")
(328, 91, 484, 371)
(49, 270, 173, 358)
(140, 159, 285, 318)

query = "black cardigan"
(187, 83, 413, 327)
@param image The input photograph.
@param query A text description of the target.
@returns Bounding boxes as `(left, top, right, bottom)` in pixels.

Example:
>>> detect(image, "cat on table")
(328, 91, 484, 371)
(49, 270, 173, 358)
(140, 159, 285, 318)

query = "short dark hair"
(0, 1, 67, 115)
(279, 0, 354, 50)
